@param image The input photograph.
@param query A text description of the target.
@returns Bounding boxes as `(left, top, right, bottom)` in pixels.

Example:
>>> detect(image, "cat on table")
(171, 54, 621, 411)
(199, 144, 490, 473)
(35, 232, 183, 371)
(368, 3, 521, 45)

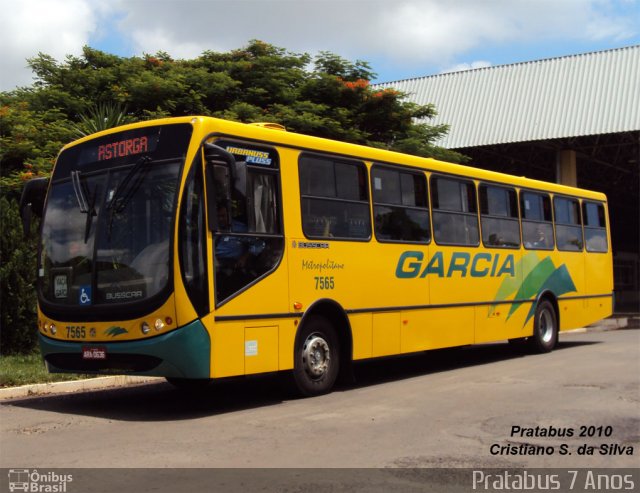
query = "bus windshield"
(39, 124, 192, 316)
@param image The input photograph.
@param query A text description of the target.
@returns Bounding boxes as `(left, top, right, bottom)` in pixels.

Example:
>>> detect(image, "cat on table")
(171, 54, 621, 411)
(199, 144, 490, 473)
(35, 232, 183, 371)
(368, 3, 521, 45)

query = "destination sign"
(77, 130, 160, 165)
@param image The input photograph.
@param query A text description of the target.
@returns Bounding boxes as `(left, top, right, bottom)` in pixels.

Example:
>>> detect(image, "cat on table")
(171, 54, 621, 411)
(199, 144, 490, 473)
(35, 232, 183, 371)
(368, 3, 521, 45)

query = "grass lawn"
(0, 352, 94, 387)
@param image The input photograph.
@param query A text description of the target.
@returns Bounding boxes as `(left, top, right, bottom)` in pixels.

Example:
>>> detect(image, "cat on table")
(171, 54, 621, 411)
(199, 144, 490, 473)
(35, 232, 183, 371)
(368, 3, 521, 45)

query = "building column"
(556, 149, 577, 186)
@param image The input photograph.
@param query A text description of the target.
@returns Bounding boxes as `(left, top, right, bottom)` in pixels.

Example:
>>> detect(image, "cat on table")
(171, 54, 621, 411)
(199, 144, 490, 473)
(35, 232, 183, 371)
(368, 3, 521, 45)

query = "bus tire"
(529, 299, 558, 353)
(292, 315, 340, 397)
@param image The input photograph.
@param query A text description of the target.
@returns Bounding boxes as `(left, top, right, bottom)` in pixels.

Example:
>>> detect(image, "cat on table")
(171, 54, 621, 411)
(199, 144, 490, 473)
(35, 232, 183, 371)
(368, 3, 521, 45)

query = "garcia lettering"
(396, 251, 516, 279)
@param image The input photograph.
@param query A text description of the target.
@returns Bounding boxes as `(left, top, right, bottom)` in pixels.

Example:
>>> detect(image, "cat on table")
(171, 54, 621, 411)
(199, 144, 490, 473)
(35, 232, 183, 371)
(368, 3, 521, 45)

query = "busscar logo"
(7, 469, 73, 492)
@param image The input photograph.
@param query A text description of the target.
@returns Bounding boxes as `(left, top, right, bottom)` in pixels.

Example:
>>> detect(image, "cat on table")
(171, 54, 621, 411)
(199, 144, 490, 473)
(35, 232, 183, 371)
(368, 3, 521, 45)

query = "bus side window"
(431, 175, 479, 246)
(521, 191, 554, 250)
(583, 201, 608, 252)
(554, 196, 583, 251)
(479, 184, 520, 248)
(299, 154, 371, 240)
(372, 165, 430, 243)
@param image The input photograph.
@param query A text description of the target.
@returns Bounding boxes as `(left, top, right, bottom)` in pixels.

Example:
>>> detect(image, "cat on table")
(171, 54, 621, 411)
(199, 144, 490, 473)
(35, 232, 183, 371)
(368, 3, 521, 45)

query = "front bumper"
(39, 320, 210, 379)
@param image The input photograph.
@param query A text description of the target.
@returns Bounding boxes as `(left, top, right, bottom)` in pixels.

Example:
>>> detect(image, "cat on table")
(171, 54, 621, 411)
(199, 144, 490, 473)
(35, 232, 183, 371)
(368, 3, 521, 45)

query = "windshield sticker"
(225, 145, 273, 166)
(79, 285, 92, 305)
(54, 275, 68, 299)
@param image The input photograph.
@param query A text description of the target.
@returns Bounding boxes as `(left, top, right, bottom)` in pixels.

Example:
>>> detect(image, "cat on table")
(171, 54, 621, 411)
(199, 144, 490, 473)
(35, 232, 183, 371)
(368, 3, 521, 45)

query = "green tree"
(0, 40, 467, 354)
(0, 197, 38, 354)
(70, 101, 135, 138)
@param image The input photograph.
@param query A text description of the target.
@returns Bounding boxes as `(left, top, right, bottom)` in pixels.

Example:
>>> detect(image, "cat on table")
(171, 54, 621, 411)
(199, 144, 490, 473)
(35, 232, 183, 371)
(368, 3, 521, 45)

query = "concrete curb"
(1, 316, 636, 401)
(0, 375, 162, 401)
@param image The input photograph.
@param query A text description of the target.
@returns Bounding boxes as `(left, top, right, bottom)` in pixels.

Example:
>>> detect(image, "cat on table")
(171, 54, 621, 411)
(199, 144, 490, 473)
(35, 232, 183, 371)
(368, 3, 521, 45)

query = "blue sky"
(1, 0, 639, 90)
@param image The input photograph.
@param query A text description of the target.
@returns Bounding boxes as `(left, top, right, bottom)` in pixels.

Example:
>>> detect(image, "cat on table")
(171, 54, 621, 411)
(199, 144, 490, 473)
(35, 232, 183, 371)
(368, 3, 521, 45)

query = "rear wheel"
(292, 315, 340, 397)
(529, 299, 558, 353)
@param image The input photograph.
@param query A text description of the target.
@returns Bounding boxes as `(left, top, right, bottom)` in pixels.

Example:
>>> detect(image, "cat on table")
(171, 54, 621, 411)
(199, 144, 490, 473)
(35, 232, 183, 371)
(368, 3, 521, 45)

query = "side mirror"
(19, 177, 48, 236)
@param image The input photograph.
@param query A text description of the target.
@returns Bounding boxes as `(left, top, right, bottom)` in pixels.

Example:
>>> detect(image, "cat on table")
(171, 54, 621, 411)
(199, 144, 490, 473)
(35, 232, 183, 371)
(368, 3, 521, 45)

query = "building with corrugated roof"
(376, 46, 639, 312)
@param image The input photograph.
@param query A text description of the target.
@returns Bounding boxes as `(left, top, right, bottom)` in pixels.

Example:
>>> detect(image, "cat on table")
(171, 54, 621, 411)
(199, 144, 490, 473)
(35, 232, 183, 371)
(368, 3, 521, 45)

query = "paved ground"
(1, 316, 636, 401)
(1, 325, 638, 471)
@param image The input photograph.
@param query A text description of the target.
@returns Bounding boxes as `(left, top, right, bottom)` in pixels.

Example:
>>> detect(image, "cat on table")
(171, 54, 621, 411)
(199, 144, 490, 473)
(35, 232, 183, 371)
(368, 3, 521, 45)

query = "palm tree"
(72, 102, 136, 137)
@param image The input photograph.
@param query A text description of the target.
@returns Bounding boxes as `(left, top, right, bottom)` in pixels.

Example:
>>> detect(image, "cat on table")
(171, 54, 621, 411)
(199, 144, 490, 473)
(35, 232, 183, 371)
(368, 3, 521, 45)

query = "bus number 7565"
(314, 276, 335, 290)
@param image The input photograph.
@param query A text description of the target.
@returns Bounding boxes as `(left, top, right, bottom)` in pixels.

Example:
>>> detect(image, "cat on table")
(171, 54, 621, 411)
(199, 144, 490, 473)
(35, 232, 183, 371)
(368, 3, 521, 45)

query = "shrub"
(0, 196, 39, 354)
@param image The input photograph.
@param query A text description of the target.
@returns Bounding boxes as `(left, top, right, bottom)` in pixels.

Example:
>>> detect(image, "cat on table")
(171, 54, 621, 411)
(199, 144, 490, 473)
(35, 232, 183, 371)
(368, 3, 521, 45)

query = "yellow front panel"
(38, 295, 178, 343)
(206, 317, 244, 378)
(244, 325, 279, 375)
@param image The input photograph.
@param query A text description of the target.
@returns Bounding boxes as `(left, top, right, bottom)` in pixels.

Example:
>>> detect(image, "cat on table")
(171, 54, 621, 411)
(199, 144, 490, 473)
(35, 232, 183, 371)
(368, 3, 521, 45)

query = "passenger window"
(583, 201, 608, 252)
(479, 184, 520, 248)
(372, 165, 430, 243)
(299, 154, 371, 240)
(554, 196, 583, 251)
(431, 176, 479, 246)
(521, 191, 554, 250)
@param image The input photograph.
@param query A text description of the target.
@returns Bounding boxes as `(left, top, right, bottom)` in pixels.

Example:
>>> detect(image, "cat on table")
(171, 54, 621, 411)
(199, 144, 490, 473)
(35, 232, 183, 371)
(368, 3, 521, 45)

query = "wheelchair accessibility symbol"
(79, 286, 92, 305)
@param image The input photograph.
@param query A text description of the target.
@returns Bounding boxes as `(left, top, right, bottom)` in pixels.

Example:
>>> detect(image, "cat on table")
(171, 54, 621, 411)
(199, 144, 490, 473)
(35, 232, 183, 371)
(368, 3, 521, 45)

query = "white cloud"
(113, 0, 638, 65)
(441, 61, 492, 74)
(0, 0, 637, 91)
(0, 0, 99, 90)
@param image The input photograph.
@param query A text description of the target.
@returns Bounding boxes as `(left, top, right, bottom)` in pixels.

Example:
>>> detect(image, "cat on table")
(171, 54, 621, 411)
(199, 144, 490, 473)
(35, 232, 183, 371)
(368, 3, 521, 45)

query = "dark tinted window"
(431, 176, 479, 246)
(521, 191, 554, 250)
(583, 201, 608, 252)
(372, 165, 429, 243)
(479, 184, 520, 248)
(299, 154, 371, 239)
(554, 196, 583, 251)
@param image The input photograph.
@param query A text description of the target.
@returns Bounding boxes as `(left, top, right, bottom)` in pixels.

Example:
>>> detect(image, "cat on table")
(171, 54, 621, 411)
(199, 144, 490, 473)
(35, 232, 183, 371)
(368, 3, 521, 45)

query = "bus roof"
(63, 115, 608, 202)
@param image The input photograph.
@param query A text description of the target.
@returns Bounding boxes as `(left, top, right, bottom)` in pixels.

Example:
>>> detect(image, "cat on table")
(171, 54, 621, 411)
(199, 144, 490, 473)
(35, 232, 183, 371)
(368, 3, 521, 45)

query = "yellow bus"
(20, 116, 613, 396)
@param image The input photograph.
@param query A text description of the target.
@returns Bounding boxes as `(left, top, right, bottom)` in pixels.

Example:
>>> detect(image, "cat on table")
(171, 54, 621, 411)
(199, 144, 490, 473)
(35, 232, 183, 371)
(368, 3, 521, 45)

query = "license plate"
(82, 346, 107, 360)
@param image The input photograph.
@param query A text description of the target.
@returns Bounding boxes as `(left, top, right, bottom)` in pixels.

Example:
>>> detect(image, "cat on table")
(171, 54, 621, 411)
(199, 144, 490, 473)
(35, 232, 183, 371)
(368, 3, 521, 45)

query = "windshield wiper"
(71, 170, 97, 243)
(107, 155, 152, 240)
(84, 184, 98, 243)
(71, 170, 90, 213)
(107, 155, 152, 213)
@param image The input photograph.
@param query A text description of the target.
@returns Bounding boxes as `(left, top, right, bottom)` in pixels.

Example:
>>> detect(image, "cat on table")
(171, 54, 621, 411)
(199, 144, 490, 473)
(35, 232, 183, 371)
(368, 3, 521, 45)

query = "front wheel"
(529, 299, 558, 353)
(292, 315, 340, 397)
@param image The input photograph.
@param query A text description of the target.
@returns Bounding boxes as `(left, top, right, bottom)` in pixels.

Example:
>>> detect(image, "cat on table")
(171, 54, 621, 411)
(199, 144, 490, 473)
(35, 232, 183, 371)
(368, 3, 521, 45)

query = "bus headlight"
(154, 319, 164, 331)
(141, 322, 150, 334)
(49, 324, 57, 335)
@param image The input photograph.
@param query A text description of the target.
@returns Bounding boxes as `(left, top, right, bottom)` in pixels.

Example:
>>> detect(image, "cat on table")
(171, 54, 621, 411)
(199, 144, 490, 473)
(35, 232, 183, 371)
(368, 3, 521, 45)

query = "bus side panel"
(244, 325, 279, 375)
(582, 247, 614, 327)
(350, 313, 373, 360)
(401, 307, 474, 352)
(473, 302, 534, 344)
(553, 251, 585, 331)
(372, 312, 400, 357)
(472, 247, 524, 344)
(558, 298, 591, 331)
(278, 320, 297, 371)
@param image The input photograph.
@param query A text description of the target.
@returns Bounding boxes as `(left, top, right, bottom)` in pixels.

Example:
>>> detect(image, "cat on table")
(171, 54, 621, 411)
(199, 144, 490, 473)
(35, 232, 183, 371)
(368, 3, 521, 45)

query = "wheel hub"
(538, 309, 554, 343)
(302, 334, 331, 378)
